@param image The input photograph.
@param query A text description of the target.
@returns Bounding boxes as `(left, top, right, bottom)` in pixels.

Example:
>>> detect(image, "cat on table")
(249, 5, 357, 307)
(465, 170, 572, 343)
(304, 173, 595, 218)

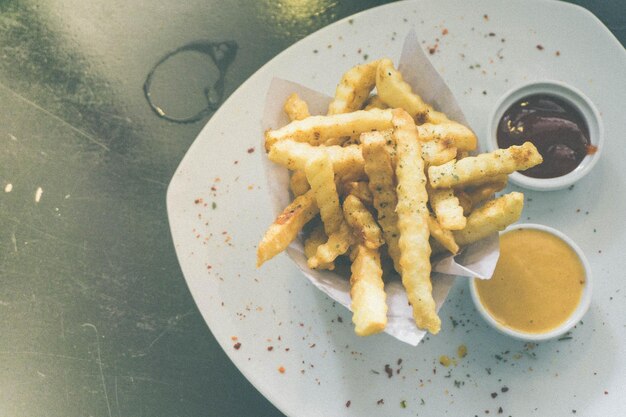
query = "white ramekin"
(469, 223, 592, 342)
(488, 80, 603, 191)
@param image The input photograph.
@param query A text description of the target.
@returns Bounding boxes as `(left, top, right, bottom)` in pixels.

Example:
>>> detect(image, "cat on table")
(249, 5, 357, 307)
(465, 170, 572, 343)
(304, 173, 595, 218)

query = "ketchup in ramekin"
(489, 81, 603, 191)
(496, 94, 597, 179)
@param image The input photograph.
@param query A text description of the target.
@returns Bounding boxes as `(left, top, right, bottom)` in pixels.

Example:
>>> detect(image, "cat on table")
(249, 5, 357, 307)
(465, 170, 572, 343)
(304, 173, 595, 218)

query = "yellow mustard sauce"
(475, 228, 585, 334)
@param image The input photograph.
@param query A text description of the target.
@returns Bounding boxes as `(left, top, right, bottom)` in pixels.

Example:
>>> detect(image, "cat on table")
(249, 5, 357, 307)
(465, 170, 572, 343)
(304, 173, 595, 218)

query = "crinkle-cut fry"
(257, 190, 318, 267)
(268, 140, 365, 181)
(305, 153, 343, 235)
(324, 59, 379, 143)
(376, 58, 449, 125)
(376, 129, 397, 162)
(284, 93, 310, 121)
(428, 142, 543, 189)
(363, 95, 389, 110)
(343, 195, 384, 249)
(416, 122, 477, 151)
(393, 109, 440, 334)
(453, 192, 524, 247)
(350, 245, 388, 336)
(289, 170, 309, 196)
(308, 222, 353, 268)
(341, 181, 373, 205)
(328, 60, 380, 115)
(304, 224, 334, 270)
(264, 108, 393, 151)
(421, 140, 458, 166)
(361, 131, 402, 273)
(428, 186, 467, 230)
(325, 58, 381, 142)
(458, 173, 511, 188)
(427, 214, 459, 255)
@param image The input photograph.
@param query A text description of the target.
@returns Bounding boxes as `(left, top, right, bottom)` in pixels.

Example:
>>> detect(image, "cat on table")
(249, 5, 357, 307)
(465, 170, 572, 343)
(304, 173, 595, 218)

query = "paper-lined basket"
(261, 31, 499, 346)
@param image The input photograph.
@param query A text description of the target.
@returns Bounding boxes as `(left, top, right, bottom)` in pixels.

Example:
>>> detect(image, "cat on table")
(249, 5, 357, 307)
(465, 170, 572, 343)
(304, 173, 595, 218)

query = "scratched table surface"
(0, 1, 623, 416)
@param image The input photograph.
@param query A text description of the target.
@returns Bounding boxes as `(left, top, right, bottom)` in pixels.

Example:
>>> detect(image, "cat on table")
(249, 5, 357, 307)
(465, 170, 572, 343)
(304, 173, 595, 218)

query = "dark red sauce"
(497, 94, 595, 178)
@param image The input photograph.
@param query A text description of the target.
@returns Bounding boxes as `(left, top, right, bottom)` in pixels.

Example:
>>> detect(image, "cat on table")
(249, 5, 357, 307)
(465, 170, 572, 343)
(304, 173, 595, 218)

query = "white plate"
(167, 1, 626, 416)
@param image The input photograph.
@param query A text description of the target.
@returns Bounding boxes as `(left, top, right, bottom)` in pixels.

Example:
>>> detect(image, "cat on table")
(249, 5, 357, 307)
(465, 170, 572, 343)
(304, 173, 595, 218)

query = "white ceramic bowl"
(488, 80, 603, 191)
(469, 223, 592, 342)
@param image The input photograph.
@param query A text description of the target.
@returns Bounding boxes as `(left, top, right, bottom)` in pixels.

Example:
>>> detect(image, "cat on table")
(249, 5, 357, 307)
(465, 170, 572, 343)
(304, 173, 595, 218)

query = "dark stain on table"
(143, 41, 238, 123)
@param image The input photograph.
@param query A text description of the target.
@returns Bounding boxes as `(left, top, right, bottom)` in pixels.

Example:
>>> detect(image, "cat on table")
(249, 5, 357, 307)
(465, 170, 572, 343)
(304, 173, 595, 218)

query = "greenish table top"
(0, 1, 623, 416)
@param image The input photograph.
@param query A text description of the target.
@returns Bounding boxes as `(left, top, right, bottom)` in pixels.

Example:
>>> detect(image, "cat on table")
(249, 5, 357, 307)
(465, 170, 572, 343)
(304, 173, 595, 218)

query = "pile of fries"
(257, 58, 542, 336)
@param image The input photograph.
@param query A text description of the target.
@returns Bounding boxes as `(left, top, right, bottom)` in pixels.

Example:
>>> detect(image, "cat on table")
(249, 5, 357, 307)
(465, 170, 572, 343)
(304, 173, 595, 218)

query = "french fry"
(416, 122, 477, 151)
(393, 109, 440, 334)
(283, 92, 312, 198)
(268, 140, 365, 181)
(264, 108, 393, 151)
(421, 140, 458, 166)
(305, 152, 344, 235)
(304, 152, 356, 267)
(341, 181, 373, 205)
(350, 245, 388, 336)
(454, 192, 524, 247)
(361, 131, 402, 272)
(427, 214, 459, 255)
(308, 222, 353, 268)
(284, 93, 310, 121)
(343, 194, 384, 249)
(428, 187, 467, 230)
(376, 58, 449, 124)
(257, 190, 318, 267)
(378, 129, 397, 162)
(428, 142, 543, 189)
(328, 60, 380, 115)
(304, 224, 334, 270)
(289, 170, 310, 196)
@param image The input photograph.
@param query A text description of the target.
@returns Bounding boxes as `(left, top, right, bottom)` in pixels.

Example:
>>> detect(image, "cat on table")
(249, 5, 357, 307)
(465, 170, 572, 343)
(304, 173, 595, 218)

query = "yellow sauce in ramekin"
(475, 228, 585, 334)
